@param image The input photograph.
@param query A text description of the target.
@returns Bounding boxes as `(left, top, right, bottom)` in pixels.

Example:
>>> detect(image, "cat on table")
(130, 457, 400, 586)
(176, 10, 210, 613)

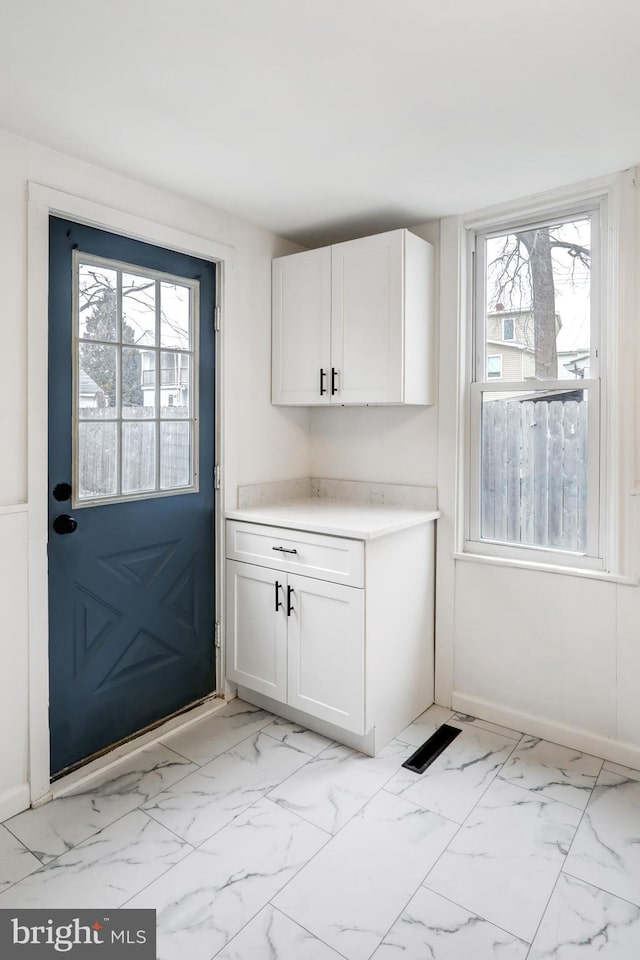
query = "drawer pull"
(272, 546, 298, 555)
(287, 584, 295, 616)
(275, 580, 283, 612)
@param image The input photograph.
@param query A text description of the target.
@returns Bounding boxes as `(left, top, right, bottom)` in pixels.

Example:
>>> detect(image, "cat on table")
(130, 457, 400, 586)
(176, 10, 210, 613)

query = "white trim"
(0, 784, 32, 823)
(0, 503, 28, 516)
(463, 171, 620, 231)
(434, 215, 467, 707)
(453, 549, 637, 585)
(27, 182, 233, 807)
(452, 691, 640, 770)
(604, 169, 636, 575)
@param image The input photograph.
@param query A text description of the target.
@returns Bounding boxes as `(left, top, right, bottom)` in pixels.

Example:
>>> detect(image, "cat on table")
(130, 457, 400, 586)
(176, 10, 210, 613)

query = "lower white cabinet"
(226, 560, 364, 733)
(225, 561, 288, 702)
(225, 518, 435, 755)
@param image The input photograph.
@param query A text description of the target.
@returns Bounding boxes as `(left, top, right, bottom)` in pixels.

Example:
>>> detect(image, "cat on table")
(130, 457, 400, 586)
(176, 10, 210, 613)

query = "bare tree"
(488, 224, 590, 379)
(78, 268, 191, 407)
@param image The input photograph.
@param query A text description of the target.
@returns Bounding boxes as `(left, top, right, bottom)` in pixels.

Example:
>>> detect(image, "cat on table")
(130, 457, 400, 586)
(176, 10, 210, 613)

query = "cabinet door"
(331, 230, 404, 404)
(287, 574, 365, 734)
(225, 560, 287, 702)
(272, 248, 331, 404)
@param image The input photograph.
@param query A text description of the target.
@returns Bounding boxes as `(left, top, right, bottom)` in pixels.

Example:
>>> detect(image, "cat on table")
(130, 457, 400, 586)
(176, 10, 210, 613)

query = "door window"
(74, 253, 199, 506)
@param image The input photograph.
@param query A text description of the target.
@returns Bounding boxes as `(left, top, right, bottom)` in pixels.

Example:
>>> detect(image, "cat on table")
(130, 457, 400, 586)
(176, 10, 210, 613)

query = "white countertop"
(226, 498, 440, 540)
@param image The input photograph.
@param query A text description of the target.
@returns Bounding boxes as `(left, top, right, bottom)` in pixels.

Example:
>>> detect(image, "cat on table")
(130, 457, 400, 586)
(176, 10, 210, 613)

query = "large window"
(469, 205, 603, 566)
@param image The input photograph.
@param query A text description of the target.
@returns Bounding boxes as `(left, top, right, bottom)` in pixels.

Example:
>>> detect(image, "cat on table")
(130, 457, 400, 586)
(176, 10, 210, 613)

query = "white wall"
(309, 222, 440, 485)
(5, 122, 639, 814)
(0, 126, 309, 817)
(309, 179, 640, 767)
(436, 173, 640, 769)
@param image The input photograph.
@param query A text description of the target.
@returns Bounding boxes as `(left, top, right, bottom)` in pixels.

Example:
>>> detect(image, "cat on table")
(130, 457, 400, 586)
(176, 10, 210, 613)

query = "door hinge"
(214, 306, 221, 331)
(214, 622, 222, 648)
(214, 464, 221, 490)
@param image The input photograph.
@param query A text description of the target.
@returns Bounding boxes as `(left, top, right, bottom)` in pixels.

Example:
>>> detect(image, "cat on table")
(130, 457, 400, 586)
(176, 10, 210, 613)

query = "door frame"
(27, 182, 232, 804)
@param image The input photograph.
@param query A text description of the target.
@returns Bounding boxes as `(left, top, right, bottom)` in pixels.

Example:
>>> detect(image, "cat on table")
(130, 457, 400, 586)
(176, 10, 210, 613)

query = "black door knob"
(53, 514, 78, 535)
(53, 482, 72, 502)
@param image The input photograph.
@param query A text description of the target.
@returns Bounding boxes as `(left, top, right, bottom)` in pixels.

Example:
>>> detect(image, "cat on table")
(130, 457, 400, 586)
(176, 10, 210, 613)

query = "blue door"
(48, 217, 216, 776)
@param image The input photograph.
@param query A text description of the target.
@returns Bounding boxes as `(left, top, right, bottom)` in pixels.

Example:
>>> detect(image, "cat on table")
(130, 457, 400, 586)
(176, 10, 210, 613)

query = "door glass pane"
(480, 387, 588, 552)
(122, 422, 156, 494)
(123, 273, 156, 346)
(160, 422, 191, 489)
(75, 254, 198, 505)
(160, 282, 191, 349)
(78, 263, 117, 341)
(78, 421, 118, 500)
(78, 343, 117, 414)
(123, 347, 154, 418)
(161, 351, 190, 418)
(485, 216, 591, 381)
(139, 350, 157, 411)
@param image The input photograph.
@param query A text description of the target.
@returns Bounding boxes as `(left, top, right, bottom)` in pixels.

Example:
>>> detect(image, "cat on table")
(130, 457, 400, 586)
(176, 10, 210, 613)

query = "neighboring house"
(141, 350, 190, 408)
(486, 309, 537, 381)
(485, 307, 589, 382)
(78, 369, 105, 408)
(486, 337, 535, 381)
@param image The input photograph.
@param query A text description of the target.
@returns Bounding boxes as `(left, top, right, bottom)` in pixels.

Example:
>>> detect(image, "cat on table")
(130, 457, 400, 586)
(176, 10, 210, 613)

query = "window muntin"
(74, 253, 198, 507)
(470, 207, 601, 563)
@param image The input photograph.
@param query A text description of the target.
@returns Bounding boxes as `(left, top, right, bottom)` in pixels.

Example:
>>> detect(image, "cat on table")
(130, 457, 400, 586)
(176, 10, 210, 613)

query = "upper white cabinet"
(272, 229, 434, 406)
(272, 247, 331, 405)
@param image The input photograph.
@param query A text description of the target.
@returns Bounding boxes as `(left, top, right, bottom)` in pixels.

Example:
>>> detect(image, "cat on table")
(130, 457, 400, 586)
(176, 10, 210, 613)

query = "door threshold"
(44, 694, 230, 804)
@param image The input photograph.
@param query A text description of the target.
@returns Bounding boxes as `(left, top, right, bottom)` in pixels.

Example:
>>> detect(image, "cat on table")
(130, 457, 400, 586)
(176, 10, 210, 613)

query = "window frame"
(465, 199, 606, 570)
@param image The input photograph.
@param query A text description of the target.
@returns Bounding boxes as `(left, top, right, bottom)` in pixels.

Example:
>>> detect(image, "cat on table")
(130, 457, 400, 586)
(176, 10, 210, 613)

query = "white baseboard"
(0, 783, 31, 822)
(453, 692, 640, 769)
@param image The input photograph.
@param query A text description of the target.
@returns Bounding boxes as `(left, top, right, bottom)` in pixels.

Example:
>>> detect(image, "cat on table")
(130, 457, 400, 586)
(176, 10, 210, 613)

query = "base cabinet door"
(287, 574, 365, 734)
(226, 560, 287, 701)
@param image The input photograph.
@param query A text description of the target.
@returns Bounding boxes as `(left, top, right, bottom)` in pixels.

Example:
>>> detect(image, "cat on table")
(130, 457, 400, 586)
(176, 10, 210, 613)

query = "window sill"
(452, 549, 638, 586)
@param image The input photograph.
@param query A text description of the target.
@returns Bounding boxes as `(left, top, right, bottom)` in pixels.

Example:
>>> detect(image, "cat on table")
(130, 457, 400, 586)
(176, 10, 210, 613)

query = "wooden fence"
(78, 406, 190, 498)
(481, 398, 587, 551)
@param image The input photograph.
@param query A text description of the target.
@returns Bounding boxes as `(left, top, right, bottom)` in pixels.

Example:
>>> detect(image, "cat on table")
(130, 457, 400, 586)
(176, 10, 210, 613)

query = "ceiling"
(1, 1, 639, 247)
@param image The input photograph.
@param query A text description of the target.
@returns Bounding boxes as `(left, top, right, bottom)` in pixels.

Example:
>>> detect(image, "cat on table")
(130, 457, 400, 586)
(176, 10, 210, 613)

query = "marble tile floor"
(2, 700, 640, 958)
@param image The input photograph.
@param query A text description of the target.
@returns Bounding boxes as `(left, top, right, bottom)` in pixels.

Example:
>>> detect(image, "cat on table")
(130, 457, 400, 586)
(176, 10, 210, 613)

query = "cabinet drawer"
(226, 521, 364, 587)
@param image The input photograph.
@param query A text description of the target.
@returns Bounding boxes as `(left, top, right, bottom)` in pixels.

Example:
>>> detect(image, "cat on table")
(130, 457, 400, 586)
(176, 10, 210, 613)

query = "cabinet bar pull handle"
(275, 580, 283, 612)
(331, 367, 338, 395)
(272, 545, 298, 554)
(320, 368, 327, 396)
(287, 584, 294, 616)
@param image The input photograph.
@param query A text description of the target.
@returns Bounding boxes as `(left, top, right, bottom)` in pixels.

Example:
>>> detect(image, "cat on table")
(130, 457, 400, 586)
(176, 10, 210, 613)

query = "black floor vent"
(402, 724, 462, 775)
